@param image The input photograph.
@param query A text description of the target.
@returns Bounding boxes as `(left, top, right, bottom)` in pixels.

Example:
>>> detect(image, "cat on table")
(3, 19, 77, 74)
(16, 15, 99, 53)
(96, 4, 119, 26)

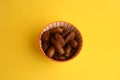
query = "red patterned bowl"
(39, 21, 83, 62)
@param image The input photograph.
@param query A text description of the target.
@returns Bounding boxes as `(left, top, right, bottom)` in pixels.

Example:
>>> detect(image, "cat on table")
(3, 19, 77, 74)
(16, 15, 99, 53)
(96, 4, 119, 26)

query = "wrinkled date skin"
(59, 55, 66, 60)
(42, 31, 50, 41)
(62, 30, 70, 37)
(53, 53, 60, 60)
(42, 41, 49, 52)
(65, 32, 75, 44)
(53, 53, 66, 60)
(65, 45, 72, 57)
(71, 40, 78, 49)
(50, 27, 63, 34)
(51, 37, 65, 55)
(47, 46, 55, 57)
(55, 33, 65, 46)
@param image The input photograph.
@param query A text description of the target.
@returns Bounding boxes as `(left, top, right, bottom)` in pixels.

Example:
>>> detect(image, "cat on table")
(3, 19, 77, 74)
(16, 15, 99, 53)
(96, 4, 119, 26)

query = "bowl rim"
(38, 21, 83, 62)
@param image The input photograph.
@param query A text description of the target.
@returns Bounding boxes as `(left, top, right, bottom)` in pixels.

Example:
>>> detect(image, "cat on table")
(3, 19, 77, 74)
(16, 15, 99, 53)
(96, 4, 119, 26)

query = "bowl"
(39, 21, 83, 62)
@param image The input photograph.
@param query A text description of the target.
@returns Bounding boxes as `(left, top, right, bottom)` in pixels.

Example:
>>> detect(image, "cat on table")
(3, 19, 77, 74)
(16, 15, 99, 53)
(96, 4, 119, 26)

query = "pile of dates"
(41, 27, 79, 61)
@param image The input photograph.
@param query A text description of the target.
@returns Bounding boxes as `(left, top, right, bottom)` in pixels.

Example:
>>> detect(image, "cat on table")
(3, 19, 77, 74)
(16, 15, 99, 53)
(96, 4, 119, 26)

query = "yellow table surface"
(0, 0, 120, 80)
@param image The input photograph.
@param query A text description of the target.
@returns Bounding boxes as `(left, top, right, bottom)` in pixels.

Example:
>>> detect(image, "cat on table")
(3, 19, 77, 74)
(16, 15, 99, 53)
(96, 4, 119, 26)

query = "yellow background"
(0, 0, 120, 80)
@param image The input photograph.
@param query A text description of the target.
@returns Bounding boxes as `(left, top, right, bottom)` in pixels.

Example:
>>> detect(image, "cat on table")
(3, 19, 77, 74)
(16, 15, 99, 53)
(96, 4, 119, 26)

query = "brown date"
(42, 41, 49, 52)
(65, 32, 75, 44)
(65, 45, 72, 57)
(54, 54, 66, 60)
(50, 27, 63, 34)
(42, 31, 50, 41)
(47, 46, 55, 57)
(62, 30, 70, 37)
(51, 37, 65, 55)
(54, 53, 60, 60)
(71, 40, 78, 48)
(59, 55, 66, 60)
(55, 33, 65, 46)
